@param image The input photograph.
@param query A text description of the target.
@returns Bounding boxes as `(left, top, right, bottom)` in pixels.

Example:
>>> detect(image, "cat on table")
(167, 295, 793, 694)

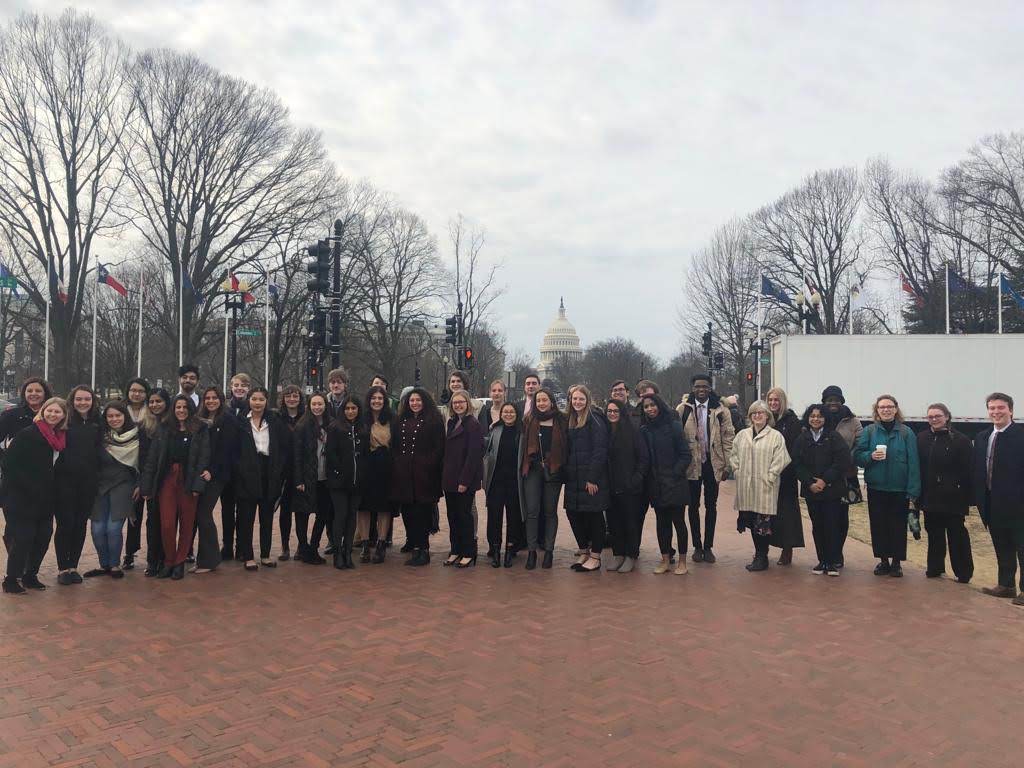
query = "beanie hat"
(821, 385, 845, 404)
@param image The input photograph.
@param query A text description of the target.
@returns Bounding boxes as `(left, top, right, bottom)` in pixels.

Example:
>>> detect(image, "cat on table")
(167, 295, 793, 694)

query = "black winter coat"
(564, 411, 610, 513)
(792, 429, 851, 502)
(57, 419, 103, 501)
(0, 404, 36, 452)
(917, 428, 972, 516)
(607, 420, 649, 497)
(234, 413, 291, 502)
(292, 417, 328, 514)
(641, 414, 691, 508)
(206, 413, 240, 485)
(140, 423, 211, 497)
(442, 415, 485, 494)
(0, 424, 64, 518)
(326, 421, 368, 492)
(972, 422, 1024, 532)
(390, 414, 444, 504)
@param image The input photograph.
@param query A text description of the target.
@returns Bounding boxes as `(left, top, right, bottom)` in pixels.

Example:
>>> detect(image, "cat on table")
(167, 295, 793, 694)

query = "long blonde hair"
(567, 384, 593, 428)
(34, 397, 69, 431)
(765, 386, 789, 417)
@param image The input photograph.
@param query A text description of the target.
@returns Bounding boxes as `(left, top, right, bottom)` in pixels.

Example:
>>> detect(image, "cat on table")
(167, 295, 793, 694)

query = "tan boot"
(674, 554, 688, 575)
(654, 556, 670, 574)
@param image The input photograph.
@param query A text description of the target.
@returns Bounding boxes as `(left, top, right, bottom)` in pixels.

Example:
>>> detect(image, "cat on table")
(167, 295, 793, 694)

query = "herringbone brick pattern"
(1, 483, 1022, 767)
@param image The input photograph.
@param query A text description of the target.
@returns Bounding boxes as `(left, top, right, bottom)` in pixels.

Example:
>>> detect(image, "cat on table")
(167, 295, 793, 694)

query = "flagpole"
(91, 276, 98, 389)
(998, 271, 1003, 335)
(264, 266, 271, 388)
(137, 267, 144, 377)
(755, 272, 762, 400)
(944, 263, 951, 335)
(222, 297, 229, 393)
(178, 258, 184, 367)
(44, 253, 52, 381)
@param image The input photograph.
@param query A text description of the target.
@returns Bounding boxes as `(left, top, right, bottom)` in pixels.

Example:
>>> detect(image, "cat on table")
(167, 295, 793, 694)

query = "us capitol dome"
(537, 297, 582, 382)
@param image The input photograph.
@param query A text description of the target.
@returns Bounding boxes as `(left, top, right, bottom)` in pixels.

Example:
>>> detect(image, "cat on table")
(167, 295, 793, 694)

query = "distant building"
(537, 297, 582, 383)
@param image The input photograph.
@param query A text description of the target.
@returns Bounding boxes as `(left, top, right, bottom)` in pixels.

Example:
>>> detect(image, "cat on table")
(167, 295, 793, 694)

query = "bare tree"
(581, 337, 658, 400)
(122, 49, 335, 362)
(449, 214, 504, 364)
(0, 10, 132, 390)
(751, 168, 867, 334)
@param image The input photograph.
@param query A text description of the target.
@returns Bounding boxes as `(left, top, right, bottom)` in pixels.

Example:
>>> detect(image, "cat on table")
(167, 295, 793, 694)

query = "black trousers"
(654, 506, 687, 555)
(194, 479, 226, 570)
(522, 465, 560, 552)
(278, 484, 295, 553)
(124, 497, 163, 567)
(687, 459, 719, 549)
(330, 489, 360, 553)
(236, 497, 277, 561)
(485, 484, 523, 553)
(989, 525, 1024, 591)
(807, 498, 843, 567)
(867, 488, 908, 561)
(310, 481, 334, 550)
(445, 491, 476, 557)
(608, 493, 644, 558)
(400, 502, 434, 550)
(220, 483, 237, 554)
(566, 507, 606, 553)
(751, 531, 770, 557)
(53, 498, 91, 571)
(924, 510, 973, 580)
(4, 507, 52, 579)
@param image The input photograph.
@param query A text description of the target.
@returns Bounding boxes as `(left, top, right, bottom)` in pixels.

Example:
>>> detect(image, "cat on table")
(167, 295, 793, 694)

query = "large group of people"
(1, 365, 1022, 607)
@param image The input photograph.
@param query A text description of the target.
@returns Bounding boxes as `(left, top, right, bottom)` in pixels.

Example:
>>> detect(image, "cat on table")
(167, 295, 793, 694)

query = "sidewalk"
(1, 482, 1022, 767)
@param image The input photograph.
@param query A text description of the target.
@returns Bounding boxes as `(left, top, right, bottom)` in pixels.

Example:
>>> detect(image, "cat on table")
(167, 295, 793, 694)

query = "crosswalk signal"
(306, 240, 331, 294)
(746, 372, 754, 384)
(462, 346, 474, 370)
(444, 315, 458, 346)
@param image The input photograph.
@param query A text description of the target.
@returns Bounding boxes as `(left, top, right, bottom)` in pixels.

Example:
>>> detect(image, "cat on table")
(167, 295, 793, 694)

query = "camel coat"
(729, 426, 791, 516)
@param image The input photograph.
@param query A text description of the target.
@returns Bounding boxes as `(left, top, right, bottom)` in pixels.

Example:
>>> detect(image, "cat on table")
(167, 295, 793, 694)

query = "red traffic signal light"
(462, 346, 474, 369)
(745, 372, 754, 383)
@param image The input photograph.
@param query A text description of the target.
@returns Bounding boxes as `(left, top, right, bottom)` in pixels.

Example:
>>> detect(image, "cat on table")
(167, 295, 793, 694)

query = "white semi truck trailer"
(768, 334, 1024, 425)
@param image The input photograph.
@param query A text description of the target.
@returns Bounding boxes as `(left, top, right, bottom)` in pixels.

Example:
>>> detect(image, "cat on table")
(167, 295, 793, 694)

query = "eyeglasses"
(926, 414, 946, 420)
(877, 405, 896, 411)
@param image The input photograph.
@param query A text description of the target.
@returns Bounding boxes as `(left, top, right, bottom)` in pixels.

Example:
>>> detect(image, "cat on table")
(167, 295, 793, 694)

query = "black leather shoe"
(371, 542, 386, 564)
(490, 552, 501, 568)
(542, 550, 553, 569)
(503, 548, 515, 568)
(703, 548, 716, 564)
(334, 552, 345, 570)
(221, 547, 233, 562)
(890, 563, 904, 578)
(745, 554, 769, 572)
(157, 565, 172, 579)
(21, 574, 46, 590)
(873, 561, 891, 576)
(526, 551, 537, 570)
(345, 550, 356, 569)
(3, 578, 26, 595)
(171, 564, 185, 580)
(144, 565, 159, 577)
(122, 555, 135, 571)
(360, 543, 371, 563)
(691, 548, 705, 563)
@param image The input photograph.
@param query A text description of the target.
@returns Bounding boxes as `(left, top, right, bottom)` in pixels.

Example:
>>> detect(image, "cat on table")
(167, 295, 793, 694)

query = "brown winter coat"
(677, 392, 735, 481)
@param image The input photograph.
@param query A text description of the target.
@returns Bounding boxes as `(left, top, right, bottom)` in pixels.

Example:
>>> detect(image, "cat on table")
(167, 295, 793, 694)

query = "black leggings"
(867, 488, 908, 562)
(654, 506, 686, 555)
(330, 489, 360, 554)
(219, 482, 237, 554)
(400, 502, 434, 551)
(236, 497, 277, 561)
(751, 531, 770, 557)
(607, 493, 644, 558)
(485, 485, 523, 553)
(4, 507, 52, 580)
(310, 482, 334, 550)
(53, 501, 91, 571)
(278, 484, 295, 552)
(566, 508, 605, 554)
(807, 498, 843, 567)
(445, 491, 476, 557)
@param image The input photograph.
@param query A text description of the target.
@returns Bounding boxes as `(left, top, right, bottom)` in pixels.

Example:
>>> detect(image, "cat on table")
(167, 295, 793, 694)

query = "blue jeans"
(91, 498, 126, 570)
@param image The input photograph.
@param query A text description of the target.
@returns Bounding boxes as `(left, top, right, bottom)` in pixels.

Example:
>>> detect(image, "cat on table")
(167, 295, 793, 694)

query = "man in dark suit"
(972, 392, 1024, 604)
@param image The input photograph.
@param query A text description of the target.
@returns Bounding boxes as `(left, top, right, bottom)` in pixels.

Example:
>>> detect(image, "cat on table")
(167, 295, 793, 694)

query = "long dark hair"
(397, 387, 441, 428)
(605, 398, 636, 453)
(19, 376, 53, 409)
(297, 392, 329, 433)
(101, 400, 137, 438)
(247, 386, 272, 425)
(165, 394, 203, 434)
(364, 385, 393, 427)
(339, 395, 365, 431)
(149, 388, 171, 412)
(67, 384, 101, 425)
(198, 386, 226, 422)
(639, 393, 674, 426)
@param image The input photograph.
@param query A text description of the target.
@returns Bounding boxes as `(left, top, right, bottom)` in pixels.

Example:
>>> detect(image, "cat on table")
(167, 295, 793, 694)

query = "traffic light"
(745, 372, 754, 384)
(306, 240, 331, 294)
(307, 309, 327, 341)
(713, 352, 724, 370)
(702, 326, 713, 357)
(444, 315, 458, 346)
(461, 346, 474, 370)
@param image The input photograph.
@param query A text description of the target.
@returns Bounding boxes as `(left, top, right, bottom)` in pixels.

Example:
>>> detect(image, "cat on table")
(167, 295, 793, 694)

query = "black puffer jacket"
(917, 428, 972, 516)
(607, 419, 649, 496)
(57, 419, 103, 501)
(564, 410, 610, 513)
(791, 429, 851, 502)
(326, 420, 368, 491)
(641, 413, 691, 508)
(140, 423, 211, 497)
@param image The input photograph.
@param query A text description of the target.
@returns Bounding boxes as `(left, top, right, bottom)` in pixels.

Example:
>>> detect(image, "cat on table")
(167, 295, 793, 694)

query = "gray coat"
(484, 421, 525, 513)
(92, 449, 138, 522)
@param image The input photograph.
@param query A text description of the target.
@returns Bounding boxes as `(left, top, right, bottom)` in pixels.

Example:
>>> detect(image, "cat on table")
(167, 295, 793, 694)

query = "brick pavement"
(1, 482, 1022, 767)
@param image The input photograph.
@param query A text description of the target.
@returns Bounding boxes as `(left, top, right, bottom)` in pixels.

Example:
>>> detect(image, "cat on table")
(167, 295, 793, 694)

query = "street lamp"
(793, 292, 822, 334)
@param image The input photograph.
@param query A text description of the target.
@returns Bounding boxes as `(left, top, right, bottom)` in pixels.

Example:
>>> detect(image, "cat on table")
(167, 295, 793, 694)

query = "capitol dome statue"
(537, 297, 583, 382)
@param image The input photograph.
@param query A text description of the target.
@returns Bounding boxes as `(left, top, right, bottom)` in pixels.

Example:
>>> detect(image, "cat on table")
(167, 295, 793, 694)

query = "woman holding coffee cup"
(854, 394, 920, 578)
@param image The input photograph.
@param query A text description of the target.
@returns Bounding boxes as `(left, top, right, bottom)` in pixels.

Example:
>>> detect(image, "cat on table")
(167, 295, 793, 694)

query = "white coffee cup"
(876, 444, 887, 458)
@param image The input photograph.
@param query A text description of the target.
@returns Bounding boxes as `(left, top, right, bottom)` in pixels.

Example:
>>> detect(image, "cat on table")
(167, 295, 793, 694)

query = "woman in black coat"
(767, 387, 805, 564)
(194, 387, 238, 573)
(0, 377, 52, 453)
(791, 404, 851, 576)
(483, 402, 524, 568)
(640, 394, 692, 575)
(390, 387, 444, 567)
(55, 385, 102, 583)
(917, 403, 973, 583)
(140, 396, 210, 580)
(442, 391, 485, 568)
(605, 398, 650, 574)
(295, 393, 331, 565)
(564, 385, 610, 573)
(234, 387, 290, 571)
(358, 386, 395, 564)
(1, 397, 68, 594)
(325, 395, 368, 569)
(276, 384, 305, 561)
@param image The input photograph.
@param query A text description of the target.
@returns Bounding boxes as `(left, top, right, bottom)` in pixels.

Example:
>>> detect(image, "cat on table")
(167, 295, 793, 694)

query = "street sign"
(0, 277, 16, 289)
(760, 355, 770, 364)
(237, 329, 261, 337)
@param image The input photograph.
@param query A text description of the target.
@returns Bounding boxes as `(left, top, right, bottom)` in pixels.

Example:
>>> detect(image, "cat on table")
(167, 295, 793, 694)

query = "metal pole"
(755, 278, 762, 400)
(998, 271, 1003, 334)
(330, 219, 342, 370)
(222, 299, 230, 393)
(230, 301, 238, 380)
(44, 252, 51, 381)
(944, 263, 950, 335)
(91, 278, 98, 389)
(178, 258, 184, 366)
(137, 267, 144, 377)
(264, 265, 270, 388)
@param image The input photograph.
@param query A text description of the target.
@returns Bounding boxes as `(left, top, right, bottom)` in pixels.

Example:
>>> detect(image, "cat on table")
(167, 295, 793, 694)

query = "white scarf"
(106, 426, 140, 469)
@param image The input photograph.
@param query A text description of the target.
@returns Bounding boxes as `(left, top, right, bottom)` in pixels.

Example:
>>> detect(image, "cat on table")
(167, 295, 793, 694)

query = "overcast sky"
(4, 0, 1024, 363)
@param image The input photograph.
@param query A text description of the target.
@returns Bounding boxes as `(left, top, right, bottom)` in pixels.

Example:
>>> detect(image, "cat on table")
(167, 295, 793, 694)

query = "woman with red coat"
(442, 391, 485, 568)
(390, 387, 445, 567)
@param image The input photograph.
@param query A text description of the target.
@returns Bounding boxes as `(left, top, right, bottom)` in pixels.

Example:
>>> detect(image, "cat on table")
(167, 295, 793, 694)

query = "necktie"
(698, 404, 708, 461)
(987, 430, 999, 489)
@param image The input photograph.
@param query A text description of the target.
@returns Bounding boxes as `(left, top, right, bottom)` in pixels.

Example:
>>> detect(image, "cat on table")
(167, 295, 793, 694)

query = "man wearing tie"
(677, 374, 735, 564)
(972, 392, 1024, 604)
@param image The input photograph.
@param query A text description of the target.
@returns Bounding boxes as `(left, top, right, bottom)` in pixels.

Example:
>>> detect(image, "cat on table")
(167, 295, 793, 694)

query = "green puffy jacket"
(854, 421, 921, 498)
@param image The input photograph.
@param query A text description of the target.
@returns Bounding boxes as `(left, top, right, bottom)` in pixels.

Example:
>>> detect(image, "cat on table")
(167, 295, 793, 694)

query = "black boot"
(157, 564, 173, 579)
(360, 542, 371, 563)
(371, 541, 386, 564)
(542, 550, 554, 569)
(503, 546, 515, 568)
(526, 550, 537, 570)
(3, 578, 26, 595)
(344, 549, 356, 569)
(171, 563, 185, 580)
(333, 550, 345, 569)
